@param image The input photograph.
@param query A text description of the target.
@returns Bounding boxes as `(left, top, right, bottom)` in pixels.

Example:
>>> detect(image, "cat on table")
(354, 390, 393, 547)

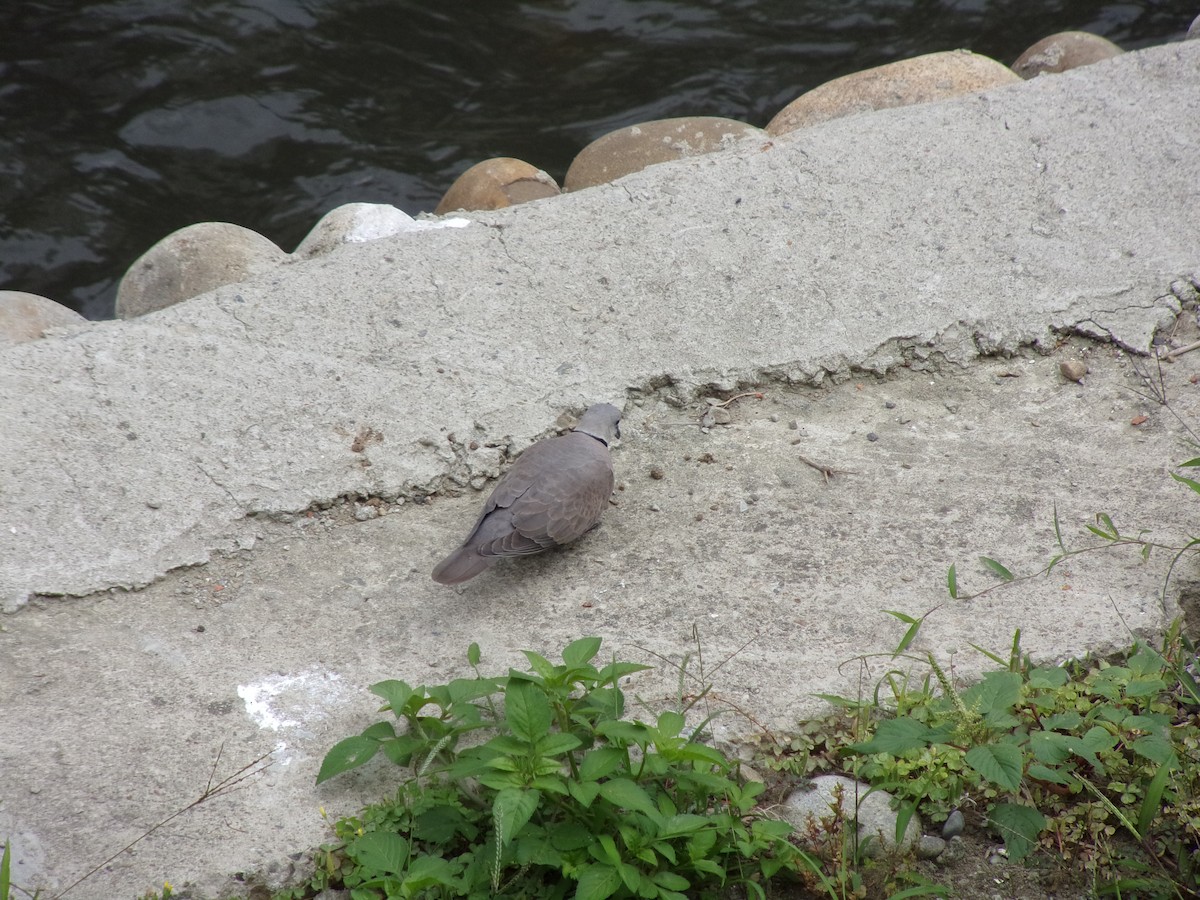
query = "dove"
(432, 403, 622, 585)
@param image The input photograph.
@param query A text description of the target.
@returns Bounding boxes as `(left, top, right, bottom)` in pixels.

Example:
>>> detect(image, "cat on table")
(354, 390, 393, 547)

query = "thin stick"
(55, 747, 274, 899)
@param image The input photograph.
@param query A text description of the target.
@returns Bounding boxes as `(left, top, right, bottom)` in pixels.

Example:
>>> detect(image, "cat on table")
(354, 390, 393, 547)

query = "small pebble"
(648, 503, 660, 512)
(884, 400, 896, 409)
(917, 835, 946, 859)
(867, 432, 879, 442)
(943, 809, 965, 839)
(769, 413, 780, 422)
(649, 465, 665, 480)
(1060, 359, 1088, 382)
(711, 408, 732, 425)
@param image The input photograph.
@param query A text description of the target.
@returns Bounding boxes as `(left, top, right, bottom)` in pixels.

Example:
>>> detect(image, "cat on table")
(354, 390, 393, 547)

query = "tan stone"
(1012, 31, 1123, 79)
(766, 50, 1020, 135)
(0, 291, 87, 347)
(564, 117, 763, 192)
(115, 222, 287, 318)
(435, 158, 559, 214)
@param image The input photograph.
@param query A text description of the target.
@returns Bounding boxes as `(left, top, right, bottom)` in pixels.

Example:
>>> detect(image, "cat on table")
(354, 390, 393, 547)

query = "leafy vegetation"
(290, 637, 832, 899)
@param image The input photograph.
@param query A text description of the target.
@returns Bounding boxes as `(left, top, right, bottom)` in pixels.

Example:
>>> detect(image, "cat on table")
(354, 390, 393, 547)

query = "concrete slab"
(1, 40, 1199, 899)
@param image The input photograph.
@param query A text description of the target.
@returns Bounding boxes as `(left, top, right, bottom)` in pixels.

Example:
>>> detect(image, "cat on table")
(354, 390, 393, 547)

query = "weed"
(303, 637, 834, 899)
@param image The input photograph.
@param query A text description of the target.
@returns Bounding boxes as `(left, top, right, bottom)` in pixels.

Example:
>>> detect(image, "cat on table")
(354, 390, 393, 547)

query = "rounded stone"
(564, 117, 763, 192)
(1190, 15, 1200, 39)
(115, 221, 288, 318)
(435, 158, 559, 215)
(766, 50, 1020, 136)
(293, 202, 421, 259)
(1060, 359, 1088, 382)
(0, 291, 87, 347)
(781, 774, 921, 857)
(1012, 32, 1123, 79)
(942, 808, 966, 839)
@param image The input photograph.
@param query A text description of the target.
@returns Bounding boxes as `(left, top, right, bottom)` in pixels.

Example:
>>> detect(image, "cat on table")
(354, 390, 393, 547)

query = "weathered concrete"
(1, 40, 1199, 899)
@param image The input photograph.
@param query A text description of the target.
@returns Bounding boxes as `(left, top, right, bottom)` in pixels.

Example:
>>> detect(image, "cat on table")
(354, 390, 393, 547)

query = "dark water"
(0, 1, 1194, 320)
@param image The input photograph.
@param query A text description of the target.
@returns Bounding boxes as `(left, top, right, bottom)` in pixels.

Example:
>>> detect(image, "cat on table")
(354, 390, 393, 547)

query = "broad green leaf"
(849, 717, 946, 755)
(960, 671, 1022, 718)
(505, 680, 552, 744)
(493, 788, 540, 846)
(575, 863, 623, 900)
(402, 855, 455, 891)
(370, 680, 415, 714)
(653, 871, 691, 891)
(580, 747, 627, 781)
(1130, 735, 1176, 766)
(350, 831, 409, 876)
(980, 556, 1014, 581)
(947, 564, 958, 599)
(670, 744, 727, 767)
(316, 734, 381, 783)
(656, 709, 685, 737)
(657, 814, 710, 839)
(965, 742, 1023, 792)
(563, 636, 603, 667)
(467, 642, 481, 666)
(520, 651, 557, 680)
(1027, 666, 1069, 689)
(598, 778, 660, 817)
(568, 780, 601, 807)
(1179, 457, 1200, 467)
(1026, 763, 1072, 786)
(1028, 730, 1072, 766)
(537, 732, 583, 757)
(989, 802, 1046, 861)
(1042, 711, 1082, 731)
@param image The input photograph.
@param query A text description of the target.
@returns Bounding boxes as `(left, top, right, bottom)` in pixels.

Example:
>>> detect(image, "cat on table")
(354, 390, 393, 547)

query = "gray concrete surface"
(2, 40, 1199, 899)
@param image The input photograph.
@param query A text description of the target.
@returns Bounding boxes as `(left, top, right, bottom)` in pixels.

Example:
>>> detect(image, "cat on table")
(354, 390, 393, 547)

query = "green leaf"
(575, 863, 623, 900)
(1, 841, 11, 900)
(537, 732, 583, 757)
(965, 743, 1023, 792)
(1027, 666, 1069, 689)
(563, 636, 603, 667)
(656, 709, 685, 738)
(653, 871, 691, 891)
(568, 780, 601, 807)
(493, 788, 540, 846)
(1028, 731, 1072, 766)
(884, 610, 923, 655)
(989, 802, 1046, 861)
(947, 564, 958, 599)
(316, 735, 381, 784)
(960, 671, 1022, 718)
(580, 747, 627, 781)
(849, 717, 946, 755)
(467, 642, 481, 666)
(349, 831, 409, 876)
(980, 556, 1014, 581)
(598, 778, 660, 817)
(1138, 761, 1175, 836)
(1171, 471, 1200, 496)
(505, 680, 552, 744)
(369, 679, 415, 714)
(1026, 763, 1072, 786)
(520, 650, 557, 680)
(402, 855, 455, 891)
(1130, 735, 1176, 766)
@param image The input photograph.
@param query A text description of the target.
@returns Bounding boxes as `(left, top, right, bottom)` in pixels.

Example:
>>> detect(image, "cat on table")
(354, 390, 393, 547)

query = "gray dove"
(432, 403, 622, 584)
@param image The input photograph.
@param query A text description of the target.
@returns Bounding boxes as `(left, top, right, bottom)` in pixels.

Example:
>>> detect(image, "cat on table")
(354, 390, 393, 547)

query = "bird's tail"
(431, 546, 494, 585)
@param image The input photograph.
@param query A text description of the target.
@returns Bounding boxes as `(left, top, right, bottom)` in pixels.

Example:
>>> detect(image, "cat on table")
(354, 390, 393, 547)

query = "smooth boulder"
(0, 291, 87, 347)
(116, 222, 288, 318)
(435, 158, 559, 214)
(766, 50, 1020, 135)
(1012, 31, 1123, 79)
(564, 117, 763, 192)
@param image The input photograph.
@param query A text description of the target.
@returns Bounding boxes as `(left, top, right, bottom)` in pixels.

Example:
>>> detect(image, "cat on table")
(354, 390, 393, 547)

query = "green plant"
(308, 637, 829, 899)
(835, 456, 1200, 897)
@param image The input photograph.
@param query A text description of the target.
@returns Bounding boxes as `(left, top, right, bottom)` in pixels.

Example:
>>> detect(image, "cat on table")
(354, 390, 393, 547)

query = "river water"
(1, 1, 1194, 319)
